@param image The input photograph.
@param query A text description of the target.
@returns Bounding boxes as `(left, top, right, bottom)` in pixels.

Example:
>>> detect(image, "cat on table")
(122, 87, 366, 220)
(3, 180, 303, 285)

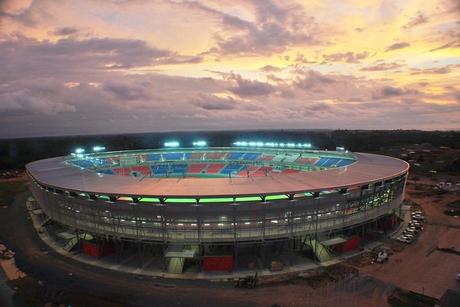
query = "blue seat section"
(162, 153, 183, 160)
(72, 159, 94, 168)
(220, 164, 244, 175)
(97, 169, 115, 175)
(151, 164, 169, 176)
(315, 158, 344, 167)
(170, 164, 188, 174)
(183, 153, 192, 160)
(242, 153, 260, 160)
(147, 153, 161, 161)
(228, 152, 245, 160)
(337, 159, 354, 167)
(92, 158, 111, 167)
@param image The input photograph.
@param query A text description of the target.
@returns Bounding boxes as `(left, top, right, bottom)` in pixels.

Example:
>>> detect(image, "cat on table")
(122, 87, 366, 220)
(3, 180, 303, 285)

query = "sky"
(0, 0, 459, 138)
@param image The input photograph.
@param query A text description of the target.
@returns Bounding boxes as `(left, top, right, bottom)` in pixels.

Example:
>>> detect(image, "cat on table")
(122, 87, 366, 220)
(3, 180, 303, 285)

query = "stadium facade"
(26, 147, 409, 274)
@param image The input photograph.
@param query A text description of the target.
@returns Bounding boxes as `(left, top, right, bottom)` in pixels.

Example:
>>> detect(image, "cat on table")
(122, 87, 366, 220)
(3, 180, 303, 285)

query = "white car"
(398, 237, 412, 243)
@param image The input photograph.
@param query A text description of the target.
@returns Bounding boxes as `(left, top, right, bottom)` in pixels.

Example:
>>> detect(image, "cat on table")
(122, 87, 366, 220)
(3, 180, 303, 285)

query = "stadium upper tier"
(26, 148, 409, 199)
(68, 148, 356, 178)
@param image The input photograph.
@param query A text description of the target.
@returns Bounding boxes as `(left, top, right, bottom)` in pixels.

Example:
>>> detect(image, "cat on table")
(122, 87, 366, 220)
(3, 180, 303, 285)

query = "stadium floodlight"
(193, 141, 207, 147)
(75, 148, 85, 154)
(256, 142, 264, 147)
(248, 141, 256, 147)
(93, 146, 106, 152)
(164, 141, 180, 148)
(287, 143, 295, 148)
(336, 146, 345, 151)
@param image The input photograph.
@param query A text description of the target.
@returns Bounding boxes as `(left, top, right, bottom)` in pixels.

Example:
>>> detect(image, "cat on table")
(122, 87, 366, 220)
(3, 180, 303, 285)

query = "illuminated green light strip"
(165, 198, 197, 203)
(200, 198, 234, 203)
(235, 196, 262, 202)
(139, 197, 160, 203)
(265, 195, 289, 200)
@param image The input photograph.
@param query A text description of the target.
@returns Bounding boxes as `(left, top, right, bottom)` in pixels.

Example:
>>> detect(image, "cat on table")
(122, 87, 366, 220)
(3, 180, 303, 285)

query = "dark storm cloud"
(385, 42, 411, 52)
(227, 74, 274, 97)
(402, 11, 429, 29)
(322, 51, 369, 63)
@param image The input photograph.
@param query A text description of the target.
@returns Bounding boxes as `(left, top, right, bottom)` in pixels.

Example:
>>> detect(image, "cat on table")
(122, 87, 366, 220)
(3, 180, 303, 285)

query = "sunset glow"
(0, 0, 459, 137)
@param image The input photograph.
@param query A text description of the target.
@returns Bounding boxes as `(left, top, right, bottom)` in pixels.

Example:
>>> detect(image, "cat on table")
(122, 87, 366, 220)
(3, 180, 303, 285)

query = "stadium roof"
(26, 152, 409, 198)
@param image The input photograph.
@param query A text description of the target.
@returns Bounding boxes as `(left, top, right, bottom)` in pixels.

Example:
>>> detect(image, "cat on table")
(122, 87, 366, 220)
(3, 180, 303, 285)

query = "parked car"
(398, 237, 412, 244)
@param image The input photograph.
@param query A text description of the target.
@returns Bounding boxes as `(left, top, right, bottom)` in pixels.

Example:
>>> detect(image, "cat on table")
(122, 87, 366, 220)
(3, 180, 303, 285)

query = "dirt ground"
(361, 180, 460, 299)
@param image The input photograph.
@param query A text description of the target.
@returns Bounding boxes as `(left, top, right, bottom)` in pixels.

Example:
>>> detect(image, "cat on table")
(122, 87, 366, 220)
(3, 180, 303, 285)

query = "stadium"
(26, 143, 409, 275)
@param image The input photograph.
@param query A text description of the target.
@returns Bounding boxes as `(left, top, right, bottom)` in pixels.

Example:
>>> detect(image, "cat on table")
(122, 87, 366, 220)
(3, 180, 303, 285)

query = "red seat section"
(131, 166, 151, 176)
(188, 163, 207, 174)
(113, 167, 130, 176)
(207, 163, 225, 174)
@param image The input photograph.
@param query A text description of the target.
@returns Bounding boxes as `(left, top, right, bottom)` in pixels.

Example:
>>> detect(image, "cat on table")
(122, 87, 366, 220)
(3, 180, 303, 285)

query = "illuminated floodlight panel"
(93, 146, 106, 152)
(164, 141, 180, 148)
(193, 141, 207, 147)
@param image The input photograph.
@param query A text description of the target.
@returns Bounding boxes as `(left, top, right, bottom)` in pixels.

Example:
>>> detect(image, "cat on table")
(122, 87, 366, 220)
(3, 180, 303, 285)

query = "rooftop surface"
(26, 150, 409, 198)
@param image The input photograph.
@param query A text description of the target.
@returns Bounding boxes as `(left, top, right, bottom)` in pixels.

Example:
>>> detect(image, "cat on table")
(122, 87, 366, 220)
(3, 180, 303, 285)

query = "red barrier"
(82, 241, 114, 258)
(342, 235, 361, 253)
(203, 255, 233, 272)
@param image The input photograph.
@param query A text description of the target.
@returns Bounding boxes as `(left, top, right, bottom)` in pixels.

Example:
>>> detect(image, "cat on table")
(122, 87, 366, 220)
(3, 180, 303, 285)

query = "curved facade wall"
(29, 174, 406, 244)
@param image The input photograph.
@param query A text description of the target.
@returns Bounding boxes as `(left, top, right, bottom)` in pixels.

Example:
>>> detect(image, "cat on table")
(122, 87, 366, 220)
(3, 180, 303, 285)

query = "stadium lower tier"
(29, 176, 405, 244)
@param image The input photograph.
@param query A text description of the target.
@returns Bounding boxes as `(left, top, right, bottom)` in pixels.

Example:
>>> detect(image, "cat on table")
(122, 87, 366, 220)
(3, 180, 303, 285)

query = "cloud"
(385, 42, 411, 52)
(204, 0, 323, 56)
(402, 11, 429, 29)
(0, 0, 33, 16)
(51, 26, 79, 36)
(103, 81, 151, 100)
(360, 61, 404, 71)
(429, 40, 460, 52)
(227, 74, 274, 97)
(373, 86, 418, 99)
(322, 51, 369, 63)
(190, 94, 237, 110)
(260, 65, 282, 72)
(0, 89, 76, 115)
(410, 66, 453, 75)
(295, 70, 335, 90)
